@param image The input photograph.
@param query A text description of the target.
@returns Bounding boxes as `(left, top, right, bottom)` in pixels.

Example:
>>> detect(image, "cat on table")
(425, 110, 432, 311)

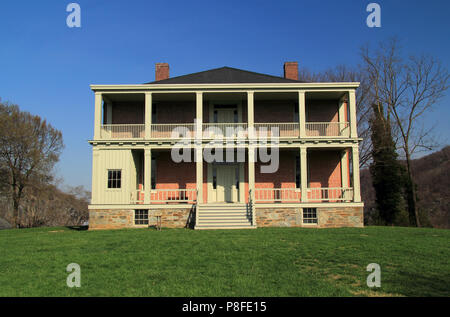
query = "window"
(135, 210, 148, 225)
(107, 170, 122, 189)
(303, 208, 317, 224)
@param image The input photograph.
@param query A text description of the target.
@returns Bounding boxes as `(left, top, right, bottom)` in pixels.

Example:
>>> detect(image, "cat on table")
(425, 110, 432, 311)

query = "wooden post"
(300, 147, 308, 202)
(94, 92, 102, 139)
(145, 92, 152, 139)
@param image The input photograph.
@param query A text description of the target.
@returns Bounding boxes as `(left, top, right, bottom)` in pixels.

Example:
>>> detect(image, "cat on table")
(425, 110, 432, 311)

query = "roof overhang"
(90, 82, 360, 93)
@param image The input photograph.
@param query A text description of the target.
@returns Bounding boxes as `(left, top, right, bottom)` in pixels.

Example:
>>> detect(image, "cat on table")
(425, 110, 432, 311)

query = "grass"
(0, 226, 449, 297)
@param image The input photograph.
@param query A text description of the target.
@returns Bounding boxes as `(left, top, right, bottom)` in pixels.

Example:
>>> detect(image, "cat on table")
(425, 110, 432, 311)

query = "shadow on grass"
(66, 225, 89, 231)
(394, 270, 450, 297)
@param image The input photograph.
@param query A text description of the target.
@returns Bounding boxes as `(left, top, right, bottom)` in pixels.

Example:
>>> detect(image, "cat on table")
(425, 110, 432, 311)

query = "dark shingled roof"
(146, 66, 303, 84)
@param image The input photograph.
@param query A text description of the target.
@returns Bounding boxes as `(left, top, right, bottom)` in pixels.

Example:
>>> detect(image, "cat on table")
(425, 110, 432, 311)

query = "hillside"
(0, 183, 89, 228)
(361, 146, 450, 228)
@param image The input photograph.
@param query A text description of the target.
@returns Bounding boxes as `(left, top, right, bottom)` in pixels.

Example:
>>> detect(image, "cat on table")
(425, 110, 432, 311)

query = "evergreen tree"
(369, 103, 405, 225)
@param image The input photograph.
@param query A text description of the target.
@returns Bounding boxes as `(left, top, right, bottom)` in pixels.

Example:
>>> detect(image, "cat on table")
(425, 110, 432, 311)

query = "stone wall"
(256, 206, 363, 228)
(89, 206, 362, 230)
(318, 206, 363, 228)
(148, 208, 194, 228)
(89, 209, 134, 230)
(256, 207, 303, 227)
(89, 207, 194, 230)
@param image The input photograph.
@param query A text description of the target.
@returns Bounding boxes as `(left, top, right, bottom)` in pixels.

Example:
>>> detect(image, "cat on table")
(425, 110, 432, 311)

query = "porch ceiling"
(103, 93, 144, 102)
(306, 91, 346, 100)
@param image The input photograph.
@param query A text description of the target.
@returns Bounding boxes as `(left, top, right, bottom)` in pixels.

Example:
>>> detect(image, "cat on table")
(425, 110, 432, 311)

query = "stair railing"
(249, 189, 256, 226)
(195, 190, 199, 226)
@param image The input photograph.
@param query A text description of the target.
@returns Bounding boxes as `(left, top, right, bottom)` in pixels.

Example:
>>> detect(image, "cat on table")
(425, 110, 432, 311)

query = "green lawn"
(0, 226, 449, 296)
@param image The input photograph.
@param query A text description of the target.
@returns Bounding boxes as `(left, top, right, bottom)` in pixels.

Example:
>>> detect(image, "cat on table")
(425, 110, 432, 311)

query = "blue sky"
(1, 0, 449, 190)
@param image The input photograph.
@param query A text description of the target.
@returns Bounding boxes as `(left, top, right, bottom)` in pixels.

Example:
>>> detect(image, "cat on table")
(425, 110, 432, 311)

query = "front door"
(216, 164, 237, 203)
(216, 108, 235, 123)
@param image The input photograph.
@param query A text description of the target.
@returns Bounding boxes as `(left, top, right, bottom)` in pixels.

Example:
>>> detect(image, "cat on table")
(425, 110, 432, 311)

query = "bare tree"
(299, 65, 374, 167)
(0, 101, 64, 227)
(361, 38, 449, 226)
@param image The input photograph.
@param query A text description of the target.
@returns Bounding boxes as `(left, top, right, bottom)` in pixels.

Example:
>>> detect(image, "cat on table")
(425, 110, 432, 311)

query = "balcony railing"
(203, 123, 248, 138)
(130, 189, 197, 204)
(151, 189, 197, 203)
(130, 190, 145, 204)
(129, 187, 353, 204)
(101, 124, 145, 139)
(151, 123, 195, 139)
(98, 122, 351, 139)
(307, 187, 354, 202)
(254, 187, 354, 203)
(306, 122, 350, 137)
(254, 188, 301, 203)
(254, 123, 299, 138)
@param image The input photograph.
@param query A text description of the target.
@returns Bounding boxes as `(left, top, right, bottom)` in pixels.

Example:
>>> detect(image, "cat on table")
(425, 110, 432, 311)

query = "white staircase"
(194, 203, 256, 230)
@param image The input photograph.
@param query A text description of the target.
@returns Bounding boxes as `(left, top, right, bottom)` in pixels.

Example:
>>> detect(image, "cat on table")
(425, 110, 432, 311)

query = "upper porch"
(92, 87, 358, 142)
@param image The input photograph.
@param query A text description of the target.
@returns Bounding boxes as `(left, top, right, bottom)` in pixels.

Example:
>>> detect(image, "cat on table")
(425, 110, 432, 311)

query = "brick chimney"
(155, 63, 169, 81)
(284, 62, 298, 80)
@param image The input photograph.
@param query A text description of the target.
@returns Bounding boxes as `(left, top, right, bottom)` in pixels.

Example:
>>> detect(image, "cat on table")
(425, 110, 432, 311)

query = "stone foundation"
(89, 209, 134, 230)
(256, 206, 363, 228)
(256, 208, 303, 227)
(89, 206, 363, 230)
(318, 206, 364, 228)
(89, 208, 194, 230)
(149, 208, 194, 228)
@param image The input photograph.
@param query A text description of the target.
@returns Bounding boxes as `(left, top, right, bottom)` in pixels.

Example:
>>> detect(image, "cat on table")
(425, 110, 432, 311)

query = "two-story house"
(88, 62, 363, 229)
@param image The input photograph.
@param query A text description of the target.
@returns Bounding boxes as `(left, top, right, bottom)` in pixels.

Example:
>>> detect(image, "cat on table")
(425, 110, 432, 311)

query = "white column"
(144, 148, 152, 204)
(94, 92, 102, 139)
(300, 147, 308, 202)
(196, 92, 203, 139)
(352, 146, 361, 202)
(349, 90, 358, 138)
(196, 147, 203, 204)
(341, 149, 349, 188)
(247, 91, 254, 138)
(145, 92, 152, 139)
(338, 96, 347, 136)
(298, 91, 306, 138)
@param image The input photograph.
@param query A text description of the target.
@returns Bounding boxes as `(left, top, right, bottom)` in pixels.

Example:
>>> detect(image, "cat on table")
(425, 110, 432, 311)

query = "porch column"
(94, 92, 102, 139)
(298, 91, 306, 138)
(196, 92, 203, 139)
(338, 95, 347, 137)
(300, 147, 308, 202)
(144, 148, 152, 204)
(352, 145, 361, 202)
(349, 90, 358, 138)
(248, 146, 255, 203)
(145, 92, 152, 139)
(196, 147, 203, 204)
(247, 91, 254, 138)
